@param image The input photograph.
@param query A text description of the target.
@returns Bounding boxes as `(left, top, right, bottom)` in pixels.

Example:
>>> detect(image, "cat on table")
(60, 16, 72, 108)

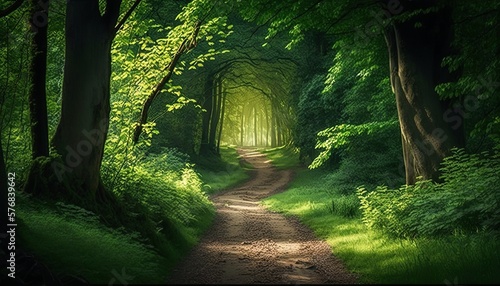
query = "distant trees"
(230, 0, 498, 184)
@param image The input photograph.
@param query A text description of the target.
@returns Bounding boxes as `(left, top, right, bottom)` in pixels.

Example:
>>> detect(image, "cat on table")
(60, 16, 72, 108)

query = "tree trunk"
(200, 75, 214, 154)
(28, 0, 49, 159)
(270, 103, 276, 147)
(253, 106, 257, 146)
(240, 105, 244, 146)
(384, 2, 463, 184)
(209, 77, 222, 150)
(216, 89, 226, 153)
(25, 0, 121, 199)
(132, 22, 200, 144)
(265, 105, 269, 147)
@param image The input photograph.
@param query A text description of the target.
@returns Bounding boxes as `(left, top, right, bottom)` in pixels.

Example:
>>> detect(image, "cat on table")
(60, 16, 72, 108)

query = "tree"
(24, 0, 132, 199)
(0, 0, 24, 18)
(384, 1, 462, 184)
(232, 0, 465, 184)
(28, 0, 49, 158)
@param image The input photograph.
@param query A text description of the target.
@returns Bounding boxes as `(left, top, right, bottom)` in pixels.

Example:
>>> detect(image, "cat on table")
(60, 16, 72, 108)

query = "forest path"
(166, 148, 358, 284)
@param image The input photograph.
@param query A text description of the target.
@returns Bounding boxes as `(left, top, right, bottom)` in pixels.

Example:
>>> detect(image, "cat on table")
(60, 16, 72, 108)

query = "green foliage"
(310, 120, 398, 169)
(295, 74, 343, 164)
(358, 148, 500, 238)
(263, 167, 500, 284)
(102, 147, 214, 247)
(17, 194, 169, 284)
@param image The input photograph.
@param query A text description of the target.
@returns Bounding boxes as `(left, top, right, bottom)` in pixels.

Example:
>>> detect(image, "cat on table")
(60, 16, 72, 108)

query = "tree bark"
(270, 103, 276, 147)
(132, 22, 200, 144)
(0, 0, 24, 18)
(384, 1, 463, 184)
(24, 0, 122, 198)
(209, 77, 222, 150)
(240, 105, 244, 146)
(216, 88, 226, 153)
(28, 0, 49, 159)
(253, 106, 257, 146)
(200, 75, 215, 154)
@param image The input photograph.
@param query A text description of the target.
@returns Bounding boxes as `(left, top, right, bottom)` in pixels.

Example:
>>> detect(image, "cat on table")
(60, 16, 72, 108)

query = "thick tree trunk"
(25, 0, 121, 198)
(385, 2, 463, 184)
(28, 0, 49, 158)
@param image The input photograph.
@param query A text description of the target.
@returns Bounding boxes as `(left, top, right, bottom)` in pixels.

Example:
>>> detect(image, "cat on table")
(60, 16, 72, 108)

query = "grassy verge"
(262, 168, 500, 284)
(195, 145, 251, 194)
(14, 146, 249, 283)
(16, 194, 168, 283)
(259, 146, 301, 169)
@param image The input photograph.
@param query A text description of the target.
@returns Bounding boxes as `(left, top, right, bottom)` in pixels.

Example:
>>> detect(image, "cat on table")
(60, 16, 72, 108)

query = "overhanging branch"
(0, 0, 24, 18)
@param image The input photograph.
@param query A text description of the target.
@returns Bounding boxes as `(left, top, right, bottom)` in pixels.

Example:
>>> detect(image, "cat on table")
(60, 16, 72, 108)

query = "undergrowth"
(358, 148, 500, 238)
(14, 146, 247, 283)
(262, 148, 500, 284)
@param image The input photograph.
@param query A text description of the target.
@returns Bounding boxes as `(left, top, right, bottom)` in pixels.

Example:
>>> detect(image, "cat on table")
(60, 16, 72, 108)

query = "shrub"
(358, 148, 500, 238)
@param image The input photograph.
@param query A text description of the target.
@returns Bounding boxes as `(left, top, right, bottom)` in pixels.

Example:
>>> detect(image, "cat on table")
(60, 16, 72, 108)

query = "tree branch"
(0, 0, 24, 18)
(114, 0, 142, 34)
(132, 21, 202, 144)
(103, 0, 122, 33)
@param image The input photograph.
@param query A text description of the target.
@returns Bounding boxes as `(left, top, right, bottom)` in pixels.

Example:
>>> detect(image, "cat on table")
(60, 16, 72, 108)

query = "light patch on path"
(166, 148, 358, 284)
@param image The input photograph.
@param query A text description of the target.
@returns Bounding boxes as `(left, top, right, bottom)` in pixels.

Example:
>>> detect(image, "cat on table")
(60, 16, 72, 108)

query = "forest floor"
(166, 148, 358, 284)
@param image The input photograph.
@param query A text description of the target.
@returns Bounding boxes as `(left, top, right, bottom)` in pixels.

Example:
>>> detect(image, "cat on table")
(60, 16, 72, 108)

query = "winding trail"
(166, 148, 358, 284)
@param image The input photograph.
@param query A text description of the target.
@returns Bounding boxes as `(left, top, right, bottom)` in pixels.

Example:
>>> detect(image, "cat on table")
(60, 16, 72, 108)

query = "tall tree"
(233, 0, 463, 183)
(0, 0, 24, 18)
(24, 0, 140, 199)
(384, 1, 462, 184)
(28, 0, 49, 158)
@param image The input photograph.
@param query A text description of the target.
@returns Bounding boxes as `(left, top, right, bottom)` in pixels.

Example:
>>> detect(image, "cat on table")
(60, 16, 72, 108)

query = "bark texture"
(29, 0, 49, 158)
(385, 1, 463, 184)
(39, 0, 121, 197)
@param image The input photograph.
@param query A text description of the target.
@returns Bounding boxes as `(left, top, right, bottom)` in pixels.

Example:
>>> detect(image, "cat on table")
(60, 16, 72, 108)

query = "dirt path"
(166, 148, 358, 284)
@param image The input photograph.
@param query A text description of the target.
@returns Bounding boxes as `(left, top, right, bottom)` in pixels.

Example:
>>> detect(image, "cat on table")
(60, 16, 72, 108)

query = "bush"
(358, 148, 500, 238)
(101, 147, 214, 251)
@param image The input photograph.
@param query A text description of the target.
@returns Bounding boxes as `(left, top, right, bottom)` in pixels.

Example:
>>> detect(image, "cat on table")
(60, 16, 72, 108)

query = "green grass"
(16, 194, 169, 284)
(260, 146, 301, 169)
(13, 146, 250, 283)
(195, 145, 251, 194)
(262, 168, 500, 284)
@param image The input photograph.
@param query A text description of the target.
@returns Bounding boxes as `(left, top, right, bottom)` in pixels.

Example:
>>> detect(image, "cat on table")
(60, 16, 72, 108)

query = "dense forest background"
(1, 0, 499, 284)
